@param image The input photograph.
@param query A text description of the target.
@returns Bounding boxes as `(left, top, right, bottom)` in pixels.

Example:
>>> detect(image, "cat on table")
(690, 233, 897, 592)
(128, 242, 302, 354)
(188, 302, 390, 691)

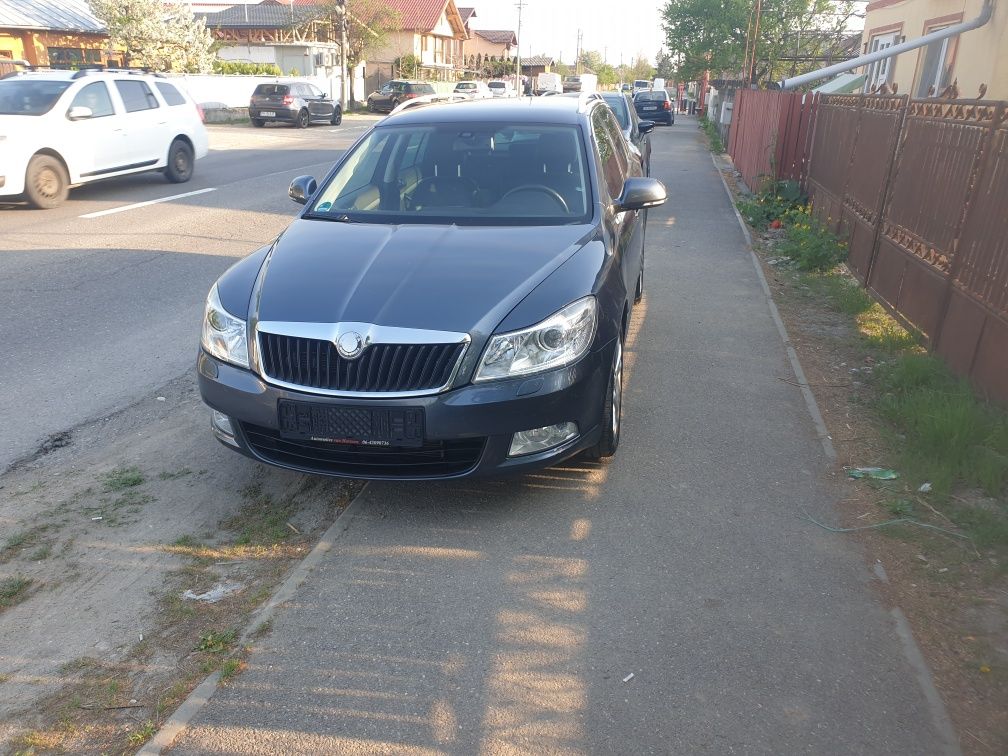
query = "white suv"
(0, 69, 209, 208)
(452, 81, 492, 99)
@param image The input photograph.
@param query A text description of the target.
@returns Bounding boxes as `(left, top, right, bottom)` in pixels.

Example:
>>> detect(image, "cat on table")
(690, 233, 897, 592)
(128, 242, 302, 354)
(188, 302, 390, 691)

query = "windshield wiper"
(306, 212, 355, 223)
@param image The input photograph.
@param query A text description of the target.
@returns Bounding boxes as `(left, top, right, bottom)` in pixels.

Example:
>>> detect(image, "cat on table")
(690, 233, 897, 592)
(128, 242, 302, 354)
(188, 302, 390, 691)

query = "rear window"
(637, 91, 668, 102)
(633, 80, 650, 88)
(488, 82, 505, 89)
(253, 84, 289, 96)
(455, 82, 476, 89)
(409, 83, 435, 94)
(0, 79, 72, 115)
(155, 82, 186, 106)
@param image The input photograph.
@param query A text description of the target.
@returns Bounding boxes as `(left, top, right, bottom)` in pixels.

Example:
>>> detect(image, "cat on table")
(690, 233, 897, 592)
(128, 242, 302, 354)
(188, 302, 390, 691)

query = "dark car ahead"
(249, 82, 342, 128)
(198, 96, 666, 479)
(366, 80, 436, 113)
(633, 89, 674, 125)
(600, 92, 655, 176)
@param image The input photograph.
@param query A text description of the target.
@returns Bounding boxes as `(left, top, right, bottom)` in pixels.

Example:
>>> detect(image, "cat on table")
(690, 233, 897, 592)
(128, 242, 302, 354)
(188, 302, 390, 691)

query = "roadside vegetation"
(734, 180, 1008, 553)
(698, 115, 725, 153)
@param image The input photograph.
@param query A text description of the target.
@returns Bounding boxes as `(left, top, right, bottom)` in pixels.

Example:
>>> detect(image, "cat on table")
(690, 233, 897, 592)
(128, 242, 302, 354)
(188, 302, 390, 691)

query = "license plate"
(278, 400, 424, 448)
(644, 106, 657, 110)
(261, 111, 275, 117)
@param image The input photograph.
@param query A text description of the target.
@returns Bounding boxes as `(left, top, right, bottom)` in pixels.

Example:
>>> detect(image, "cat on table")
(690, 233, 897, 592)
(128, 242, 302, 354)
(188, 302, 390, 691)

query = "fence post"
(862, 95, 910, 290)
(931, 101, 1006, 352)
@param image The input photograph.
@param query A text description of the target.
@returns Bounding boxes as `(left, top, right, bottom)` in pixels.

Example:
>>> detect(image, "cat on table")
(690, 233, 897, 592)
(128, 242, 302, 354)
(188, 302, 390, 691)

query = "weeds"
(0, 576, 32, 609)
(128, 721, 157, 746)
(220, 657, 243, 682)
(777, 208, 847, 272)
(102, 466, 145, 491)
(198, 629, 237, 654)
(698, 115, 725, 153)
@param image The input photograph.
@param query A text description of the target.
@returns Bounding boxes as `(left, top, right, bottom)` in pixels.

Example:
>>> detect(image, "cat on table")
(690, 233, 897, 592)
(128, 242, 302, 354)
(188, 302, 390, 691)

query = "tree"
(91, 0, 214, 72)
(661, 0, 857, 85)
(314, 0, 400, 103)
(655, 49, 676, 80)
(626, 55, 655, 82)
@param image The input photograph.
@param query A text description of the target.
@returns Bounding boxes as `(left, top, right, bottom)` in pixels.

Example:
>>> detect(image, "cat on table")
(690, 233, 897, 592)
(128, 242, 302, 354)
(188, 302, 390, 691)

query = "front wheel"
(330, 105, 342, 125)
(25, 154, 69, 209)
(165, 139, 194, 183)
(296, 109, 309, 128)
(584, 336, 623, 460)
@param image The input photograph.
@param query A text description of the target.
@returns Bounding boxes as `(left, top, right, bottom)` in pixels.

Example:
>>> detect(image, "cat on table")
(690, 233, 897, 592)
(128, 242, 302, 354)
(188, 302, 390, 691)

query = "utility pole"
(515, 0, 526, 95)
(575, 29, 582, 74)
(339, 0, 348, 109)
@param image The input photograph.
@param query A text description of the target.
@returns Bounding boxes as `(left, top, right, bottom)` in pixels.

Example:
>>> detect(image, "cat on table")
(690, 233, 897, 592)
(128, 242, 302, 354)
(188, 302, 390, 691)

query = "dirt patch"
(0, 373, 361, 753)
(718, 161, 1006, 754)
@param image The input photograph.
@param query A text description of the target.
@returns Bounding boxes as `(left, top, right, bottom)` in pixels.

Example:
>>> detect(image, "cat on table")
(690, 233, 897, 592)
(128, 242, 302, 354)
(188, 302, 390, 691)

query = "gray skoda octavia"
(198, 95, 665, 479)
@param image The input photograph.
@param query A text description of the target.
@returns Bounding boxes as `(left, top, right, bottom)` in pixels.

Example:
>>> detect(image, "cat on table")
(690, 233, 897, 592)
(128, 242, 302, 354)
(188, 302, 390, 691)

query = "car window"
(70, 81, 115, 118)
(254, 84, 288, 96)
(308, 123, 591, 225)
(416, 83, 435, 94)
(155, 81, 186, 106)
(591, 106, 625, 199)
(637, 91, 668, 102)
(0, 79, 72, 115)
(309, 84, 325, 98)
(601, 94, 629, 129)
(115, 80, 159, 112)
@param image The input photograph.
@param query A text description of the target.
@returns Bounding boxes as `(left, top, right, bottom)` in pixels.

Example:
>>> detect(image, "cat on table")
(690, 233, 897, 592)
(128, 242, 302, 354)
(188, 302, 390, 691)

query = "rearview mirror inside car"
(613, 177, 667, 213)
(638, 120, 655, 135)
(66, 106, 93, 121)
(289, 175, 318, 205)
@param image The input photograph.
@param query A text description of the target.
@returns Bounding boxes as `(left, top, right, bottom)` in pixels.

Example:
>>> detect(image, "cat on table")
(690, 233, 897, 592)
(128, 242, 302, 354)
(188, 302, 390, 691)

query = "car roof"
(380, 96, 590, 127)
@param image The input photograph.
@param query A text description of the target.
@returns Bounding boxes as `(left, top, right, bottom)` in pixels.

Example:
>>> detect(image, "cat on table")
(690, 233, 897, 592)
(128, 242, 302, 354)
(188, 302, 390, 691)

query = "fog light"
(508, 422, 578, 457)
(211, 415, 234, 437)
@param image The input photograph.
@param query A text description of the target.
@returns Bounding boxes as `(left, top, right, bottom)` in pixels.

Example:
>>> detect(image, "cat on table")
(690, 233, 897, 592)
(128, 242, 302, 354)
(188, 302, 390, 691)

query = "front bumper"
(197, 342, 613, 480)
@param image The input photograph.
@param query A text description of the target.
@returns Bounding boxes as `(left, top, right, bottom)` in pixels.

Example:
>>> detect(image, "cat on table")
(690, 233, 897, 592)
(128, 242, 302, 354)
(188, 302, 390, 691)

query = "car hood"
(254, 219, 595, 339)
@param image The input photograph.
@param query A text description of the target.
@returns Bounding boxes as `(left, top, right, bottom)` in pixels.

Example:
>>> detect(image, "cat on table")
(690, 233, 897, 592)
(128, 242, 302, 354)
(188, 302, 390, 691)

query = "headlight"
(474, 296, 597, 382)
(201, 284, 249, 368)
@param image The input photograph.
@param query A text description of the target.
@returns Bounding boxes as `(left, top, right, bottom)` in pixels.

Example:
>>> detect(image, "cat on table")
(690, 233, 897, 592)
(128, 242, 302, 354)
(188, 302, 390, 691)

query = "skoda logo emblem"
(336, 331, 365, 359)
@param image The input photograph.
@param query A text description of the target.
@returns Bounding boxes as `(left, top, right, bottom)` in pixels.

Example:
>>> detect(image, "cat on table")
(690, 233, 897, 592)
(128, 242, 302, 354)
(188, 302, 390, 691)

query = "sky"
(466, 0, 666, 66)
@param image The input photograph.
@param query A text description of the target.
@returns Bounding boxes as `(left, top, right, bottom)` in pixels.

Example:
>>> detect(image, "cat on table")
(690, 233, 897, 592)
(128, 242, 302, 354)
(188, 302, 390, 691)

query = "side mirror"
(638, 120, 655, 135)
(288, 175, 317, 205)
(67, 105, 93, 121)
(613, 177, 666, 213)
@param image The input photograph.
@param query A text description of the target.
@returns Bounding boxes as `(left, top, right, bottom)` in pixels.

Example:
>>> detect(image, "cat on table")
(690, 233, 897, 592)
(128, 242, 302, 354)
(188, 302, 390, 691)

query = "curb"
(138, 483, 371, 754)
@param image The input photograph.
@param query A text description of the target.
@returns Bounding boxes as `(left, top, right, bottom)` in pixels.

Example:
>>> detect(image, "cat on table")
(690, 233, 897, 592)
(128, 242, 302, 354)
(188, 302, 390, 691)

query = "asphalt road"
(0, 117, 377, 470)
(166, 122, 954, 754)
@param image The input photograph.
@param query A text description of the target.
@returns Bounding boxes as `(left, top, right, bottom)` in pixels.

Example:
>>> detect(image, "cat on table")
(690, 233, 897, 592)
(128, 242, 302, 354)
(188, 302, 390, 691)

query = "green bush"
(777, 207, 847, 272)
(698, 116, 724, 153)
(736, 180, 807, 230)
(212, 60, 282, 76)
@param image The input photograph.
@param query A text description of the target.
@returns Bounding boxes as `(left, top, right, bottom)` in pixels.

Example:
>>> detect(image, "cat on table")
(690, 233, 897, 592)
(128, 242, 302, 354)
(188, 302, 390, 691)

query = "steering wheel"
(499, 184, 569, 212)
(407, 176, 478, 208)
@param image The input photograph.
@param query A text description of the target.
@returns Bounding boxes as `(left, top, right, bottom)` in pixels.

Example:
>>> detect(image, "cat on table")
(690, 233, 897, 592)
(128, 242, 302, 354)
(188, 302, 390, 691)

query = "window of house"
(84, 49, 102, 64)
(916, 30, 953, 97)
(863, 32, 898, 93)
(115, 80, 160, 112)
(70, 81, 115, 118)
(1, 50, 14, 59)
(47, 47, 84, 69)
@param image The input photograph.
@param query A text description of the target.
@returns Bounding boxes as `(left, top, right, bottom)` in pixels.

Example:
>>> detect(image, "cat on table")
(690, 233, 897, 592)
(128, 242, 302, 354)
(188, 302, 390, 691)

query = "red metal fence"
(727, 89, 818, 192)
(806, 95, 1008, 403)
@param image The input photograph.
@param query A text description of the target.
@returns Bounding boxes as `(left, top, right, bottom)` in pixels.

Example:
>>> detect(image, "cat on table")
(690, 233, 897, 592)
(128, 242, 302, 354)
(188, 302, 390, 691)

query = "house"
(0, 0, 121, 69)
(521, 55, 555, 77)
(200, 0, 342, 78)
(860, 0, 1007, 98)
(466, 29, 517, 59)
(457, 6, 476, 36)
(369, 0, 468, 81)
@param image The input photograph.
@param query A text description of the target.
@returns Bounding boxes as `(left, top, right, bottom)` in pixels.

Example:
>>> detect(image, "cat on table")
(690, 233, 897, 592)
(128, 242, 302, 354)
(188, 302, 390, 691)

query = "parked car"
(535, 72, 563, 95)
(198, 96, 666, 479)
(487, 80, 516, 98)
(633, 89, 674, 125)
(600, 91, 654, 175)
(620, 83, 633, 93)
(390, 93, 468, 114)
(632, 79, 651, 95)
(453, 80, 492, 99)
(366, 80, 436, 113)
(0, 68, 208, 209)
(562, 73, 598, 93)
(249, 81, 341, 128)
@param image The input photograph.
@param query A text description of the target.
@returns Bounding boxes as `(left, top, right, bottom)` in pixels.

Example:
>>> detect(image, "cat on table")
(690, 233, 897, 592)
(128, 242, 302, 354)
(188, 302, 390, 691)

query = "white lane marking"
(80, 187, 217, 219)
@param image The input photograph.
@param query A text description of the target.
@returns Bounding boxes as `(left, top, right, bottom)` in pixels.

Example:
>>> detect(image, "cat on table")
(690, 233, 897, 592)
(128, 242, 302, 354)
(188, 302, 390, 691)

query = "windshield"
(455, 82, 475, 89)
(0, 80, 72, 116)
(601, 95, 629, 129)
(308, 123, 591, 225)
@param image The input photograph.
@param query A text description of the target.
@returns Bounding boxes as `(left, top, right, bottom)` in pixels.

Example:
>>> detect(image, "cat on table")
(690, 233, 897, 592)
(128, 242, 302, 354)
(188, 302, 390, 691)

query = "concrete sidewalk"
(164, 119, 956, 754)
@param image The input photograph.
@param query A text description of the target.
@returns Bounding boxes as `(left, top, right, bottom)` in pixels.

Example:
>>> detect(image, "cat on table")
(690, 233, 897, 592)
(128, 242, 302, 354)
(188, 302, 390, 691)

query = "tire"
(24, 154, 69, 209)
(164, 139, 194, 183)
(367, 99, 375, 112)
(296, 109, 309, 128)
(331, 105, 342, 125)
(390, 99, 400, 111)
(584, 336, 623, 460)
(251, 118, 264, 127)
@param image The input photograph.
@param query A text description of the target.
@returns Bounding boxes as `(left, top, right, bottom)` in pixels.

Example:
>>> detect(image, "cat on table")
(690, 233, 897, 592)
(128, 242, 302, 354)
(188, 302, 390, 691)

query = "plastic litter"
(622, 673, 634, 683)
(90, 516, 103, 521)
(847, 467, 898, 480)
(918, 482, 933, 493)
(182, 581, 243, 604)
